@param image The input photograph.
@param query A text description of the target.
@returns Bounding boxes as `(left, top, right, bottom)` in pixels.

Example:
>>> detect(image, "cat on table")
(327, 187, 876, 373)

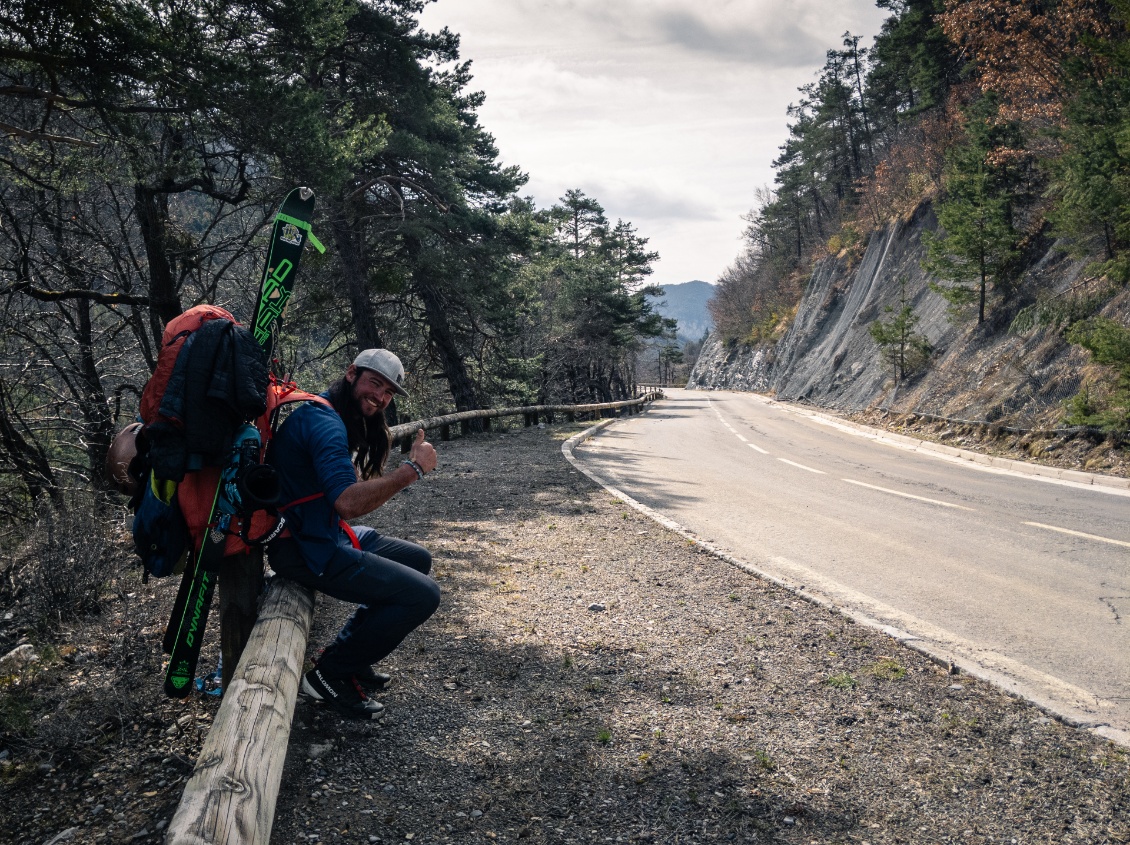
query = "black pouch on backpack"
(132, 475, 191, 580)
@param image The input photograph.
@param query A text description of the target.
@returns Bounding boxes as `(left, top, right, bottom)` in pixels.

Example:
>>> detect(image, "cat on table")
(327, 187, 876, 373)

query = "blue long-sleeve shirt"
(268, 398, 357, 574)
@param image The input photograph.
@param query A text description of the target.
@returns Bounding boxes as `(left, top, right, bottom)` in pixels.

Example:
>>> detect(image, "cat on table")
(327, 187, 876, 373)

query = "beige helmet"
(106, 422, 143, 495)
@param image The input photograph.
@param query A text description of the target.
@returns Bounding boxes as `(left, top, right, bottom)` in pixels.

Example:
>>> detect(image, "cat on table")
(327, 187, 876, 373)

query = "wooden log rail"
(166, 577, 314, 844)
(164, 390, 663, 844)
(388, 391, 665, 448)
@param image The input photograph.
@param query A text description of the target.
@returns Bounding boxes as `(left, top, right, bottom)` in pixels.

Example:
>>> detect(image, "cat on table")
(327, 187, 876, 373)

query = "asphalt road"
(572, 388, 1130, 741)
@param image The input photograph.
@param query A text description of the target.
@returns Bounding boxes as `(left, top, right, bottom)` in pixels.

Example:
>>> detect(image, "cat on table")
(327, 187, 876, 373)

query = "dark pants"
(268, 526, 440, 678)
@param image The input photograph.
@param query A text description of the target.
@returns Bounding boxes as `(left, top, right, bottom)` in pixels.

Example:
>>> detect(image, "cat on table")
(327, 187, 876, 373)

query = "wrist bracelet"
(403, 459, 424, 481)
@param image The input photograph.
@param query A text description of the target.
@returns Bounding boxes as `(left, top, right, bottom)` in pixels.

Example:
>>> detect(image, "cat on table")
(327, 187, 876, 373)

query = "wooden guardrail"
(387, 392, 664, 447)
(164, 390, 663, 844)
(166, 577, 314, 844)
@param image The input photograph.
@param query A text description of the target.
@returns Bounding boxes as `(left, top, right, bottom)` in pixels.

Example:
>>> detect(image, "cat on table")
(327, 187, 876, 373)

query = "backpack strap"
(277, 492, 362, 551)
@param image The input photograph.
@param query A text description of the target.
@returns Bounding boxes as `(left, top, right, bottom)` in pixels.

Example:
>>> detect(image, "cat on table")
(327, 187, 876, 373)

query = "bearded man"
(267, 349, 439, 720)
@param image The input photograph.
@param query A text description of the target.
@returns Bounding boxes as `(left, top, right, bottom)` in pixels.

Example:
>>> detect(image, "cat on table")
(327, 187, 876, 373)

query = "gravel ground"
(270, 419, 1129, 845)
(3, 415, 1129, 845)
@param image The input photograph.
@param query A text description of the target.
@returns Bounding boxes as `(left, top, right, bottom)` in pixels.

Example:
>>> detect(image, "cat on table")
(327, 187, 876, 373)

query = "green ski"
(163, 187, 322, 698)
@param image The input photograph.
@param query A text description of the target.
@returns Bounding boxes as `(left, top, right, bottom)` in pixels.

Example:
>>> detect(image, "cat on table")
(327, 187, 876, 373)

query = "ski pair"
(163, 187, 322, 698)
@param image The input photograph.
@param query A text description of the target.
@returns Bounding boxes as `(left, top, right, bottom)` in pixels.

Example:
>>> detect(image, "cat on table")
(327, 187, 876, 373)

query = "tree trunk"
(75, 294, 114, 486)
(417, 275, 479, 412)
(328, 202, 384, 350)
(134, 186, 181, 341)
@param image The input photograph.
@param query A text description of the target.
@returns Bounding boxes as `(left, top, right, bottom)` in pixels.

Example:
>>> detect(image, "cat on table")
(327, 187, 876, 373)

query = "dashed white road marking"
(842, 478, 975, 511)
(1024, 521, 1130, 549)
(712, 398, 768, 454)
(778, 458, 826, 475)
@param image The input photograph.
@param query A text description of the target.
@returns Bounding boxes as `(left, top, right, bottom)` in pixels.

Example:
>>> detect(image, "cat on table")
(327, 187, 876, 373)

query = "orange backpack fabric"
(139, 304, 236, 425)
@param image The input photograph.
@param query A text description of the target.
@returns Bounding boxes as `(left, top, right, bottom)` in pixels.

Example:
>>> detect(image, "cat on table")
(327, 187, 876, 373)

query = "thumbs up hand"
(409, 428, 437, 474)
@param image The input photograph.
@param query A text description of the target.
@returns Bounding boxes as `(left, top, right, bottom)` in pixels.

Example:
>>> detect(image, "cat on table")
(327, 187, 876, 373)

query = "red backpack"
(130, 304, 328, 570)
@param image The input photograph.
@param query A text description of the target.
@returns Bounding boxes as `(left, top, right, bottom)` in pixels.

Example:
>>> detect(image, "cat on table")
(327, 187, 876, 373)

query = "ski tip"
(299, 187, 314, 201)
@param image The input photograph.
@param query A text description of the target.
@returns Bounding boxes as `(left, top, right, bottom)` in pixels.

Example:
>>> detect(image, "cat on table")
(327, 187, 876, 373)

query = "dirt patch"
(3, 420, 1129, 845)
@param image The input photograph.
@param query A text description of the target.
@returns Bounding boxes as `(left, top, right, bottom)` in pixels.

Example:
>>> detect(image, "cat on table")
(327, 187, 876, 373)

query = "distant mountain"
(647, 280, 714, 343)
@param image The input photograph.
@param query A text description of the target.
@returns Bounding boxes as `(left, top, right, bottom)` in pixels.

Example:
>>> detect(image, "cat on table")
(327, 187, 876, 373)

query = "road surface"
(572, 389, 1130, 742)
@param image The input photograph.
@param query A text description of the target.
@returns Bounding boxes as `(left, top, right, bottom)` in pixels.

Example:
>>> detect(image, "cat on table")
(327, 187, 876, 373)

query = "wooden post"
(218, 550, 264, 691)
(166, 577, 315, 845)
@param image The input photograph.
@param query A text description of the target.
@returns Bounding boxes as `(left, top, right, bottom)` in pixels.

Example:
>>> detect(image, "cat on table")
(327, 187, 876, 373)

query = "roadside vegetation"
(708, 0, 1130, 436)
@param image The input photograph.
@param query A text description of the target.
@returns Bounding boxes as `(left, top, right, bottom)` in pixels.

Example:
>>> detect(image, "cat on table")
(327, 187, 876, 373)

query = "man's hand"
(409, 428, 437, 474)
(334, 430, 438, 520)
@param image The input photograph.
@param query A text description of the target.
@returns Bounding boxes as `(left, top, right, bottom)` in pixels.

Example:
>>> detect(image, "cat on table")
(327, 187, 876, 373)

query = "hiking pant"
(268, 526, 440, 678)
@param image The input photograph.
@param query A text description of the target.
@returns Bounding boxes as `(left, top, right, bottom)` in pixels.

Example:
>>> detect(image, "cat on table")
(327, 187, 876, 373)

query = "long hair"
(327, 377, 391, 480)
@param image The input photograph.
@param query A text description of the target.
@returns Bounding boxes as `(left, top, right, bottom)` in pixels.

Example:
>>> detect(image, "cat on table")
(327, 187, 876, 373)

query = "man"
(267, 349, 439, 719)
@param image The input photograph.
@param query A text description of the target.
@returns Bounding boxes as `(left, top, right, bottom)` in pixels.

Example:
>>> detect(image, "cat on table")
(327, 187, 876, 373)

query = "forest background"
(3, 0, 1130, 620)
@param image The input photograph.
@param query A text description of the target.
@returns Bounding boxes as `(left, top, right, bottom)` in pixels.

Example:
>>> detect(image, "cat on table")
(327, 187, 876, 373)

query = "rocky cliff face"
(688, 203, 1109, 429)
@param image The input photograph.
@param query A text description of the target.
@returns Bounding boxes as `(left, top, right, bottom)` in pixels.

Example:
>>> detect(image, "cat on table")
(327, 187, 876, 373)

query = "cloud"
(651, 10, 826, 67)
(592, 182, 722, 223)
(418, 0, 890, 292)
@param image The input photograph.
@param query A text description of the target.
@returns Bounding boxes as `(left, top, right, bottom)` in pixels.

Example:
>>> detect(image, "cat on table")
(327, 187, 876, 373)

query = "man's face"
(347, 365, 398, 418)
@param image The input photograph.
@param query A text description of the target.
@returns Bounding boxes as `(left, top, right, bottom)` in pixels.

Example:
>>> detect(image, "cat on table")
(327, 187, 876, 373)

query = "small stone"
(783, 816, 795, 825)
(91, 804, 105, 816)
(0, 643, 37, 671)
(42, 829, 78, 845)
(588, 603, 606, 613)
(308, 742, 334, 759)
(471, 810, 484, 819)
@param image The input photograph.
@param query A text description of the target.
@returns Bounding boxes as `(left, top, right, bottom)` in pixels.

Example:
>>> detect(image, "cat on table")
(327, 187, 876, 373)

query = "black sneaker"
(300, 668, 384, 720)
(355, 666, 391, 693)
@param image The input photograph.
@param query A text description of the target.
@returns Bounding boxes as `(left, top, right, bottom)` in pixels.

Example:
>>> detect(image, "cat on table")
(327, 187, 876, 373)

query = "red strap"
(279, 492, 325, 512)
(278, 491, 361, 550)
(339, 519, 362, 550)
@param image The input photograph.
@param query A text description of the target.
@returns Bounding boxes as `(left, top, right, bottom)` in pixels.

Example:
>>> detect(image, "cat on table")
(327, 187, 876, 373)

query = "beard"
(327, 376, 390, 479)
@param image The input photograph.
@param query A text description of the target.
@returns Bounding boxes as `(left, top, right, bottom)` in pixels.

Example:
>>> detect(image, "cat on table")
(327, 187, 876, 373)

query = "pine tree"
(869, 278, 932, 380)
(922, 97, 1023, 324)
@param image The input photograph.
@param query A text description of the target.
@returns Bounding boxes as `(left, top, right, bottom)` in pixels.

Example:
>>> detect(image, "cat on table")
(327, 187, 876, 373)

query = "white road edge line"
(1024, 521, 1130, 549)
(746, 392, 1130, 499)
(563, 417, 1130, 750)
(842, 478, 976, 511)
(778, 458, 826, 474)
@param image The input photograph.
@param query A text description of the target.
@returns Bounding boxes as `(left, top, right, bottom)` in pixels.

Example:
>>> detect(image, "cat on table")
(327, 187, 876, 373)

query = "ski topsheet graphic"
(252, 190, 323, 350)
(163, 187, 323, 698)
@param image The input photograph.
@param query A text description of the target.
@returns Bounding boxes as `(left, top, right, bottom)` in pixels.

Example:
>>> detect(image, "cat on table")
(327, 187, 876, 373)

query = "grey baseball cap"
(353, 349, 409, 397)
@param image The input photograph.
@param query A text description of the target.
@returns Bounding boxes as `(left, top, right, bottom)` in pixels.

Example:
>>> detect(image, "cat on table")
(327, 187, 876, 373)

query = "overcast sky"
(417, 0, 891, 290)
